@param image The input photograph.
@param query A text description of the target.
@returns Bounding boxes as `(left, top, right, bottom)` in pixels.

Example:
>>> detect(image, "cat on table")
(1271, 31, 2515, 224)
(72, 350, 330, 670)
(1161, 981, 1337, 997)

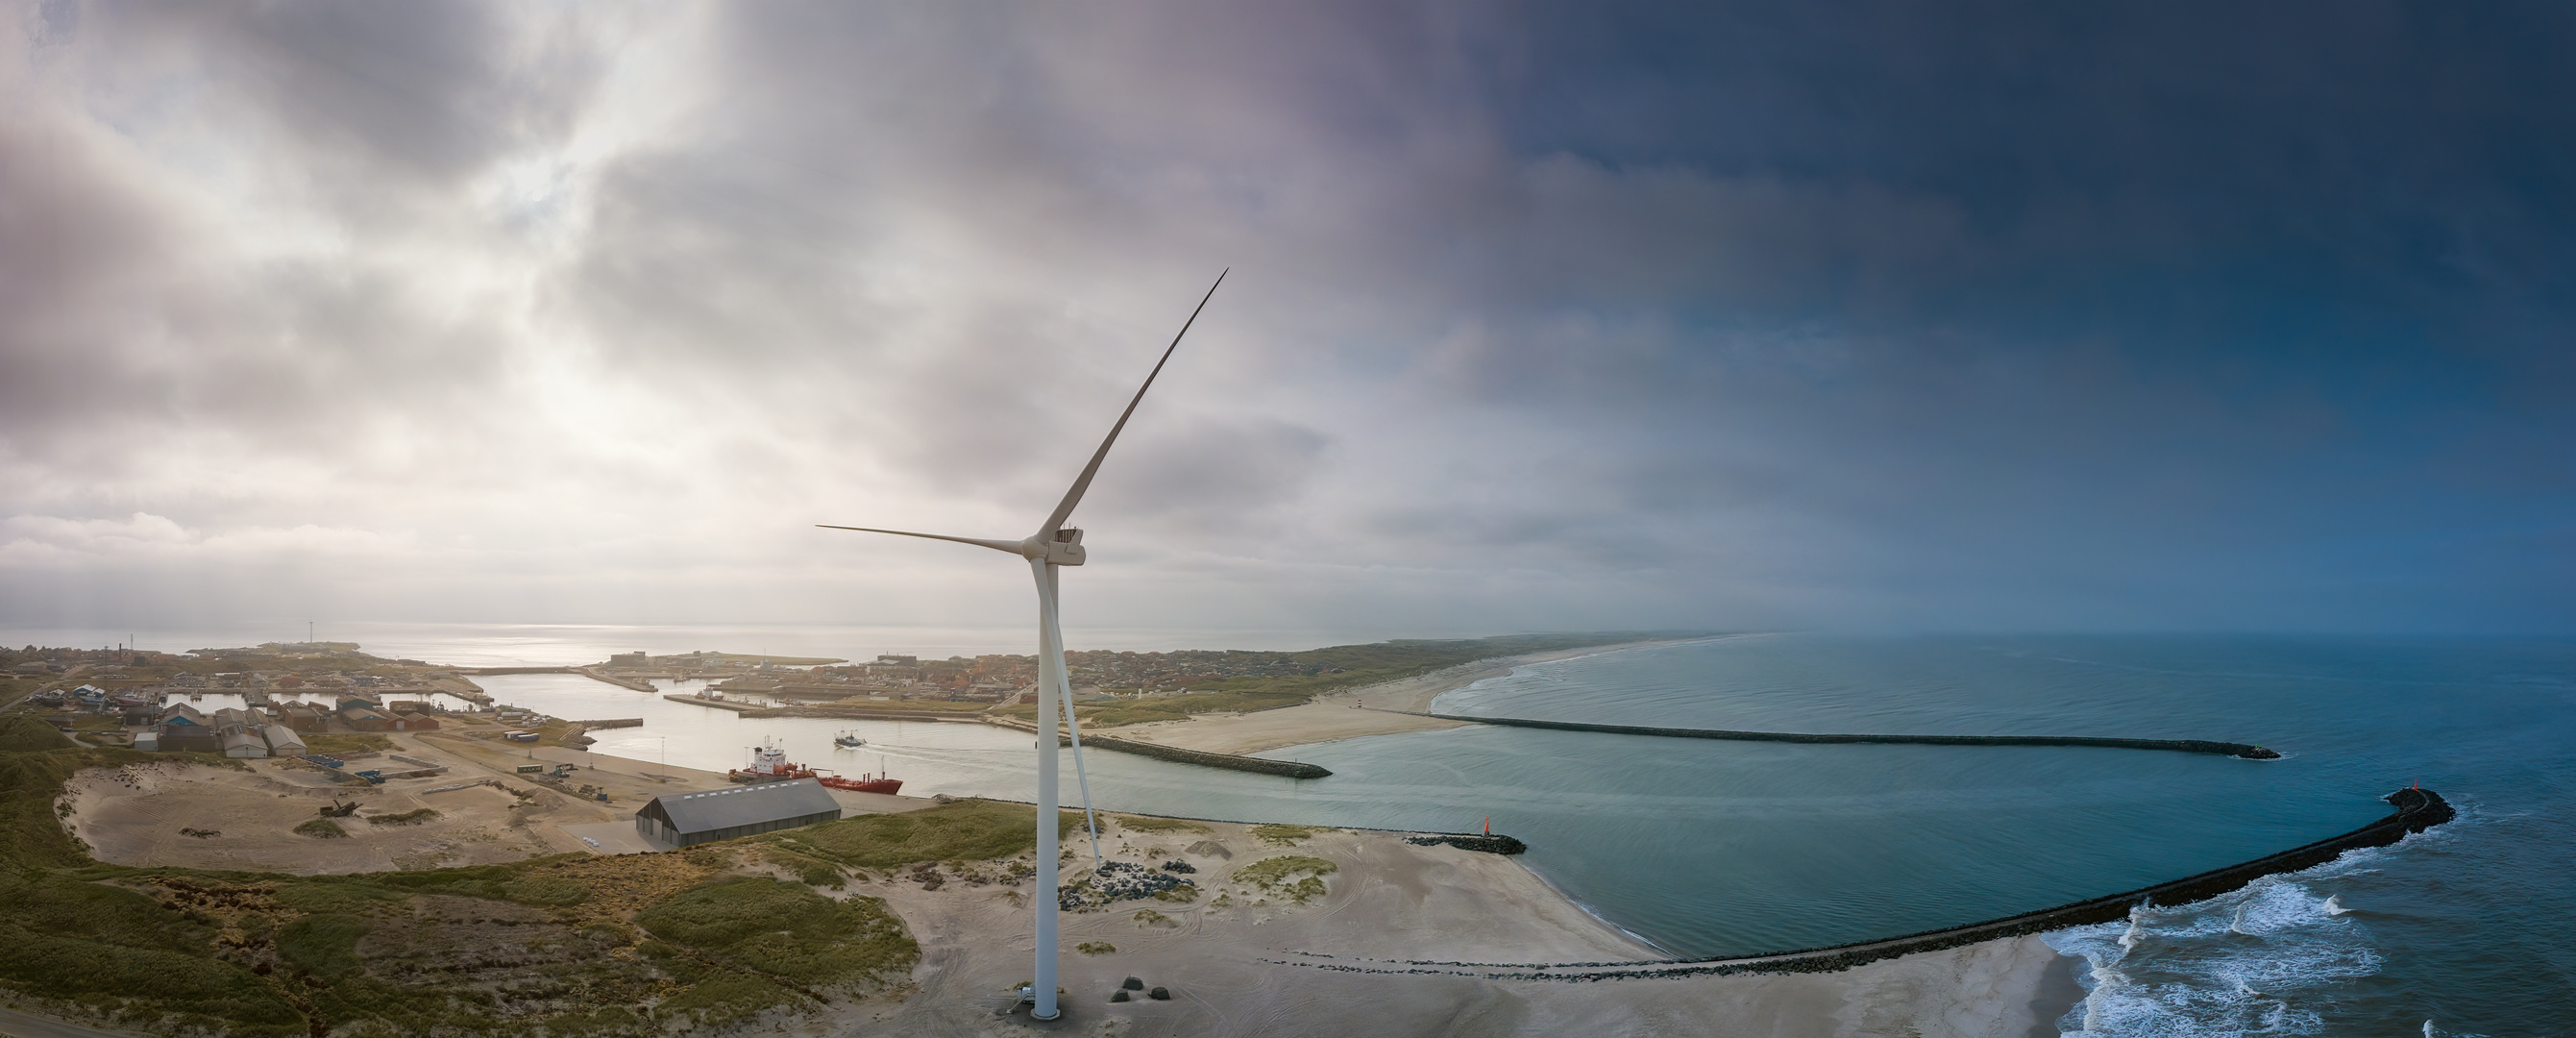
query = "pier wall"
(1425, 712, 2280, 760)
(1284, 787, 2453, 981)
(1083, 735, 1332, 779)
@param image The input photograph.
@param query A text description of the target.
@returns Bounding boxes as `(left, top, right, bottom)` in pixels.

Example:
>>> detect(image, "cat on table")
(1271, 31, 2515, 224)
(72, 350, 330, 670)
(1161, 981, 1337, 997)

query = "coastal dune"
(827, 818, 2073, 1037)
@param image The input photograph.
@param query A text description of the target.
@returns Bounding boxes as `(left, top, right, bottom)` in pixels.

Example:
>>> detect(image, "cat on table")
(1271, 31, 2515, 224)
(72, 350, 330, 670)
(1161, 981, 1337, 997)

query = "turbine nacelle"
(1039, 528, 1086, 566)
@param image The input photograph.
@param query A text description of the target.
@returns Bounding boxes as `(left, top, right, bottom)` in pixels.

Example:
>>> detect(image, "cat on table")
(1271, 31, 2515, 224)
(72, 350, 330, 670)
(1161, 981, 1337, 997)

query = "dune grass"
(1114, 815, 1210, 834)
(1250, 824, 1327, 846)
(1233, 855, 1338, 904)
(0, 715, 954, 1037)
(757, 798, 1080, 871)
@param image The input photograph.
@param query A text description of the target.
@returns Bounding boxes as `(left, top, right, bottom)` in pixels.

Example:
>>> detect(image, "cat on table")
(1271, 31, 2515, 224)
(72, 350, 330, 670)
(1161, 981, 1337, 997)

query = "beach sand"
(1106, 640, 1681, 756)
(808, 815, 2073, 1037)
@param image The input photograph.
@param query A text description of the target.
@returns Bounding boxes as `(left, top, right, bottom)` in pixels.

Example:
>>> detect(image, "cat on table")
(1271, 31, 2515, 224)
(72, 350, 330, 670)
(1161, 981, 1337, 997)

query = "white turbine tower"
(819, 271, 1225, 1022)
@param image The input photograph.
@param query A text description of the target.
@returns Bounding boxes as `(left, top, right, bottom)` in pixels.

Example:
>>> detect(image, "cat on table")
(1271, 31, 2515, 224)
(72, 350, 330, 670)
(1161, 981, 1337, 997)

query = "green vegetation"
(294, 818, 348, 839)
(1114, 815, 1210, 834)
(1061, 633, 1679, 728)
(1131, 909, 1171, 927)
(1251, 824, 1326, 846)
(1233, 855, 1338, 904)
(755, 799, 1080, 871)
(1055, 690, 1306, 727)
(0, 714, 1014, 1037)
(1074, 941, 1116, 954)
(275, 913, 372, 979)
(635, 877, 913, 988)
(362, 808, 439, 826)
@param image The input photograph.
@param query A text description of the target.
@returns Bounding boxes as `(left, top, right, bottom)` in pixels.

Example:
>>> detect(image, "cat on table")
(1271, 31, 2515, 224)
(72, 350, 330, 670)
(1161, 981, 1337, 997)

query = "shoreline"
(1110, 637, 1700, 756)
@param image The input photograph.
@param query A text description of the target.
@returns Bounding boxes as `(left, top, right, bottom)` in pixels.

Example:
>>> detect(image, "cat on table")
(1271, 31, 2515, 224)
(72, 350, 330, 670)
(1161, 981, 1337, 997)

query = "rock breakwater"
(1281, 786, 2451, 981)
(1426, 712, 2281, 759)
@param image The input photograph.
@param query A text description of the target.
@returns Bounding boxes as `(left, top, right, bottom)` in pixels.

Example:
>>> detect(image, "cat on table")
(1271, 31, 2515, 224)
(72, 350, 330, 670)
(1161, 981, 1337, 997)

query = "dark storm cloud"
(2, 0, 2571, 635)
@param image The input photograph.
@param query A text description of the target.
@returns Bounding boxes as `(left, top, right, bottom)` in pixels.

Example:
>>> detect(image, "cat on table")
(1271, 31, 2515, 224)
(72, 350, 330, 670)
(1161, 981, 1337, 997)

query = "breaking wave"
(2043, 849, 2390, 1035)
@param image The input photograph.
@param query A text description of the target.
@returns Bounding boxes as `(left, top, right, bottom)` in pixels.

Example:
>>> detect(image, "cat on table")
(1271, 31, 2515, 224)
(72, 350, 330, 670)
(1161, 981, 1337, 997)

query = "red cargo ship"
(818, 755, 902, 794)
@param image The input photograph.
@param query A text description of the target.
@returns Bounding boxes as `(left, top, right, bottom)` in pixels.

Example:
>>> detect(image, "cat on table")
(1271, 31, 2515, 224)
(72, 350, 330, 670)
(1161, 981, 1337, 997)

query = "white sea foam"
(2322, 894, 2351, 916)
(2045, 873, 2383, 1035)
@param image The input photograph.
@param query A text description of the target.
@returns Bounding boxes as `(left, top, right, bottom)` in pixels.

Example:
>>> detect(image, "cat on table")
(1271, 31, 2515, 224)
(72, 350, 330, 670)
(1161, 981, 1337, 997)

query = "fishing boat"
(818, 755, 902, 795)
(833, 730, 865, 748)
(725, 739, 817, 783)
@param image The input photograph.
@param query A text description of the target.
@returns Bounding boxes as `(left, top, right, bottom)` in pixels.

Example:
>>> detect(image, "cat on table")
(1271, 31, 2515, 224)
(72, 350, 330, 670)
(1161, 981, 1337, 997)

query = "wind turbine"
(819, 270, 1225, 1022)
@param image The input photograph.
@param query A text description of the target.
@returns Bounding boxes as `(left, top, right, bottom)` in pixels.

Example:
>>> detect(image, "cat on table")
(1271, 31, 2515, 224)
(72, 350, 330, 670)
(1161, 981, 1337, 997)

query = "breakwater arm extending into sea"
(1278, 785, 2453, 981)
(1084, 735, 1332, 779)
(1420, 711, 2281, 759)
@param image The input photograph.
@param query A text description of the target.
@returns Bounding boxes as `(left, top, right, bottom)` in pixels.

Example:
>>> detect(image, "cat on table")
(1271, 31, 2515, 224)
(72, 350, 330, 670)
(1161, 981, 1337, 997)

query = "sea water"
(1427, 635, 2576, 1037)
(32, 627, 2569, 1034)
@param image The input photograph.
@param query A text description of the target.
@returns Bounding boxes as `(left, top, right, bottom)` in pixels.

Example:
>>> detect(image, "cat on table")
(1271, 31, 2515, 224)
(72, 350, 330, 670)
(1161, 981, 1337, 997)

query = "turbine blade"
(815, 525, 1025, 556)
(1038, 269, 1227, 537)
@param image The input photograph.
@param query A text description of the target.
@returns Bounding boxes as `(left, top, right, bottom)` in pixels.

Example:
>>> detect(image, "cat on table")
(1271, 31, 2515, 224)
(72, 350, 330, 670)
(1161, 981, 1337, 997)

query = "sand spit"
(1116, 640, 1685, 756)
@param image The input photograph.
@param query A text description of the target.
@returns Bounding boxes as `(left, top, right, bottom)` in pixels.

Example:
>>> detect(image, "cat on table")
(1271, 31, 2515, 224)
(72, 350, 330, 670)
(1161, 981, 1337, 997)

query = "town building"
(340, 705, 393, 731)
(258, 725, 307, 757)
(276, 703, 329, 732)
(220, 728, 268, 758)
(633, 779, 843, 848)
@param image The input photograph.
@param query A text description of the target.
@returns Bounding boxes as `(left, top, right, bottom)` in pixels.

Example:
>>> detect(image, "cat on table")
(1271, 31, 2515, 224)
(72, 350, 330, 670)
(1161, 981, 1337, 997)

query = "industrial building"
(634, 779, 843, 848)
(220, 728, 268, 758)
(258, 724, 307, 757)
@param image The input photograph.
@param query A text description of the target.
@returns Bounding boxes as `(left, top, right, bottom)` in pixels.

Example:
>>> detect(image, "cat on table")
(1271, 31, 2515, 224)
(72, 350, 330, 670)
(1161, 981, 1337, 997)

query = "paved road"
(0, 1005, 138, 1038)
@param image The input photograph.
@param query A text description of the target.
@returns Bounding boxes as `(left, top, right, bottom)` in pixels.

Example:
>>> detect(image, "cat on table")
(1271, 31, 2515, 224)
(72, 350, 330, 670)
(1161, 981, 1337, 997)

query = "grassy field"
(0, 714, 1081, 1037)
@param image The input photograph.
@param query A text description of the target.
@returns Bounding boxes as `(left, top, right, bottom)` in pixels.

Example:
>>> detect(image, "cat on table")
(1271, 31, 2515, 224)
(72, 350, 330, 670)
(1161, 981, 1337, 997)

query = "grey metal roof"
(647, 779, 842, 834)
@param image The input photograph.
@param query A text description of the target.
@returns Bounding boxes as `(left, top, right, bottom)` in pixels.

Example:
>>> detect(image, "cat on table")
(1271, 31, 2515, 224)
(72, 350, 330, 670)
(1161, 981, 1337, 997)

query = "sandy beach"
(803, 815, 2074, 1037)
(1106, 639, 1687, 756)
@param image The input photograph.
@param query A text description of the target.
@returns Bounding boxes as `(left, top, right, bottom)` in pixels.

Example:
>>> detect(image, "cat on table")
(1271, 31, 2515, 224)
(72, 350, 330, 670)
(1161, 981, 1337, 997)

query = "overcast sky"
(5, 1, 2574, 644)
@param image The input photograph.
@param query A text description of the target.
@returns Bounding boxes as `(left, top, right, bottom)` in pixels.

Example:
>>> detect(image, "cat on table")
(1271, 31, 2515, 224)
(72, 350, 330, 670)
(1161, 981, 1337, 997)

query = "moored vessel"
(726, 739, 817, 783)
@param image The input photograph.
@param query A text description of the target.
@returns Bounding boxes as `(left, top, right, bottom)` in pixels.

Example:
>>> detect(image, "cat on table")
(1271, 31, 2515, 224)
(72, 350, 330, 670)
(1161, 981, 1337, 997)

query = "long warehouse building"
(636, 779, 844, 848)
